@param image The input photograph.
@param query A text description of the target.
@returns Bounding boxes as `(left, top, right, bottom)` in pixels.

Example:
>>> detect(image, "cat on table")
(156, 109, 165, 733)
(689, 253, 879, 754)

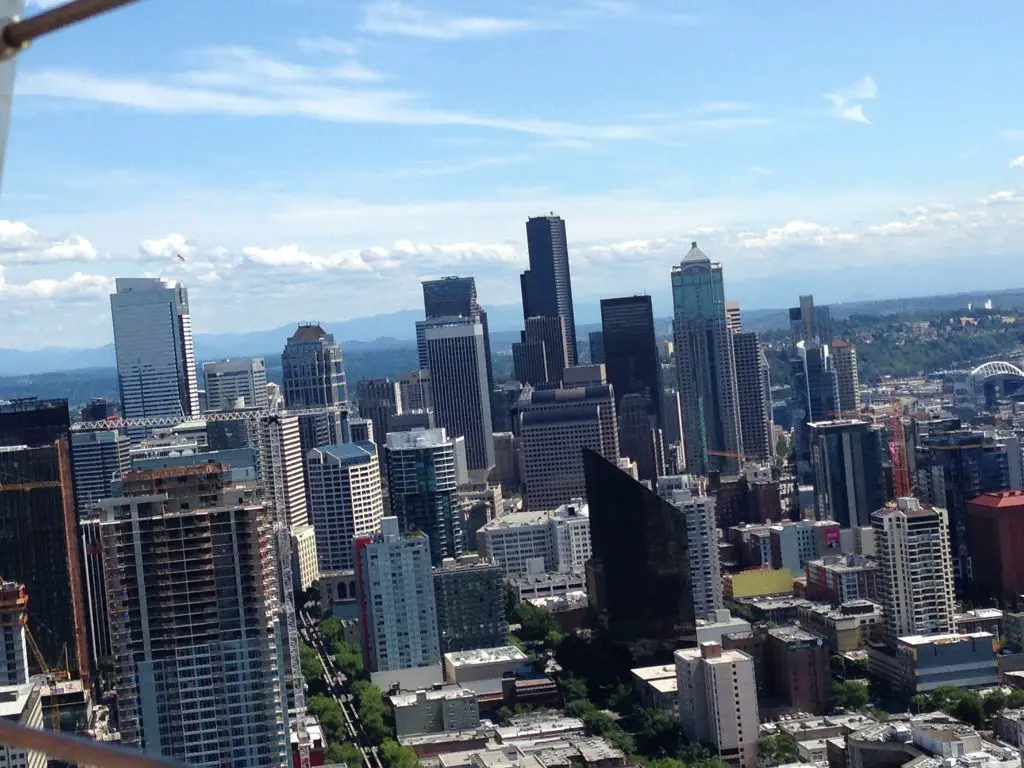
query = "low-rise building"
(895, 633, 997, 693)
(797, 600, 883, 653)
(389, 685, 480, 738)
(804, 555, 879, 605)
(695, 609, 753, 646)
(763, 627, 830, 715)
(511, 568, 587, 600)
(290, 523, 320, 592)
(478, 503, 590, 577)
(443, 647, 530, 687)
(725, 568, 794, 600)
(630, 664, 678, 715)
(955, 608, 1003, 636)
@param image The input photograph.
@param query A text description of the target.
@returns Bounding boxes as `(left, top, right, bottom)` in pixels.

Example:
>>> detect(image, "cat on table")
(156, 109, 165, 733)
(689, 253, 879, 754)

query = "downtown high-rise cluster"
(5, 213, 1024, 768)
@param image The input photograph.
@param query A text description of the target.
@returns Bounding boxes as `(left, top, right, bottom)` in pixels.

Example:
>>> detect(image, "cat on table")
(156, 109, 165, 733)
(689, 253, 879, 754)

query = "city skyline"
(2, 1, 1024, 347)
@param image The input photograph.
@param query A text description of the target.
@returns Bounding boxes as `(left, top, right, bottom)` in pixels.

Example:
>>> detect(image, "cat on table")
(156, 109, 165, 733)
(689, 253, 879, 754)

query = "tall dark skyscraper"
(584, 449, 695, 645)
(0, 441, 90, 684)
(600, 295, 662, 424)
(0, 397, 70, 447)
(421, 276, 494, 393)
(281, 323, 348, 453)
(790, 294, 832, 346)
(732, 331, 774, 462)
(522, 215, 579, 366)
(809, 419, 885, 528)
(791, 340, 840, 481)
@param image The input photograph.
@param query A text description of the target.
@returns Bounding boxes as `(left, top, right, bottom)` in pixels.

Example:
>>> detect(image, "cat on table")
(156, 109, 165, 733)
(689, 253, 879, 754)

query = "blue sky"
(1, 0, 1023, 348)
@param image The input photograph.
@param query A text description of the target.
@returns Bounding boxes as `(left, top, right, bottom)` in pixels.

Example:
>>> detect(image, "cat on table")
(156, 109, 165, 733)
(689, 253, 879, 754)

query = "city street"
(299, 610, 384, 768)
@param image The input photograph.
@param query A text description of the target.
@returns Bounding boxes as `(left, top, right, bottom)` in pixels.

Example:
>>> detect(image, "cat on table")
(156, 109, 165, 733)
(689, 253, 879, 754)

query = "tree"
(634, 708, 680, 757)
(830, 681, 869, 710)
(930, 685, 966, 713)
(1009, 689, 1024, 709)
(513, 602, 557, 643)
(984, 690, 1007, 716)
(327, 742, 363, 766)
(560, 675, 589, 704)
(379, 739, 419, 768)
(300, 642, 324, 682)
(911, 694, 931, 713)
(954, 693, 985, 728)
(758, 734, 800, 767)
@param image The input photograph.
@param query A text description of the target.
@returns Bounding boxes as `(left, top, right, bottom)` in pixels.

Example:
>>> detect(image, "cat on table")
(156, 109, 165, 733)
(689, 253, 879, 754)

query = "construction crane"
(707, 449, 743, 460)
(25, 626, 69, 731)
(71, 404, 332, 768)
(889, 399, 912, 498)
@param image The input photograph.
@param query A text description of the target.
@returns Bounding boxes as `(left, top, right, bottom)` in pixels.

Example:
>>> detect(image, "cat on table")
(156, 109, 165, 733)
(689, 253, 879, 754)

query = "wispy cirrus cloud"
(361, 0, 543, 40)
(824, 76, 878, 124)
(17, 44, 762, 143)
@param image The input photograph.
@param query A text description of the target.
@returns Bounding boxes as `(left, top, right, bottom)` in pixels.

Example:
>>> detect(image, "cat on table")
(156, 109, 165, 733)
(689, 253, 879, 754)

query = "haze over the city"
(3, 0, 1024, 348)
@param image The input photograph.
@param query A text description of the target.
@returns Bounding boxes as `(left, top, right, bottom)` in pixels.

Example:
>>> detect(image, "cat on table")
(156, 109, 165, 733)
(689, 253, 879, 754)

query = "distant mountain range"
(2, 287, 1023, 377)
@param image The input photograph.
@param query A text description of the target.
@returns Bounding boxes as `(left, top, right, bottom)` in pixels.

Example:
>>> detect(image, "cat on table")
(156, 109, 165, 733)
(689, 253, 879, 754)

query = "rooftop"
(445, 646, 528, 667)
(386, 427, 451, 450)
(969, 491, 1024, 509)
(898, 631, 994, 646)
(769, 626, 824, 643)
(630, 664, 676, 682)
(389, 685, 476, 707)
(315, 441, 376, 464)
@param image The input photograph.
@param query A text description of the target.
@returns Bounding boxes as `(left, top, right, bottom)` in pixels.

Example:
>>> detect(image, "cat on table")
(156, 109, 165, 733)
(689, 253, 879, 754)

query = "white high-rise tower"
(110, 278, 200, 431)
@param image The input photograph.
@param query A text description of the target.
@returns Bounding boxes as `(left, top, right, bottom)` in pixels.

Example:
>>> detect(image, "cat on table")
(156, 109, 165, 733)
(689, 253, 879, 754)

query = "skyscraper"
(0, 397, 70, 447)
(385, 428, 464, 566)
(671, 243, 743, 475)
(518, 384, 619, 510)
(790, 294, 832, 346)
(0, 441, 89, 684)
(915, 427, 1014, 584)
(791, 340, 840, 481)
(584, 449, 695, 644)
(617, 392, 665, 483)
(69, 429, 130, 513)
(873, 498, 955, 646)
(98, 466, 288, 766)
(202, 358, 269, 411)
(518, 315, 568, 385)
(809, 420, 886, 528)
(422, 276, 494, 393)
(423, 316, 495, 470)
(307, 442, 384, 572)
(356, 378, 402, 442)
(732, 331, 774, 463)
(398, 369, 432, 413)
(0, 581, 29, 686)
(433, 554, 508, 653)
(601, 295, 662, 423)
(355, 518, 441, 673)
(110, 278, 200, 426)
(831, 340, 860, 413)
(588, 331, 605, 365)
(725, 300, 742, 332)
(522, 215, 578, 365)
(511, 340, 548, 386)
(281, 323, 348, 452)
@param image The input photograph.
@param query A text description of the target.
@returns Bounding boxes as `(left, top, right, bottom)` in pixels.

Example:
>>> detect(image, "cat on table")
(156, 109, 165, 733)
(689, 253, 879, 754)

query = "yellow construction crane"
(25, 626, 69, 732)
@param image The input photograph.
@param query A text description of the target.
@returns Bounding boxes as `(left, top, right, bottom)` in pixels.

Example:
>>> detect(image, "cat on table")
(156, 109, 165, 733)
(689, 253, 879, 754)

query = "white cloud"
(361, 0, 543, 40)
(738, 220, 859, 248)
(824, 76, 878, 124)
(980, 189, 1023, 205)
(0, 267, 113, 300)
(0, 220, 98, 264)
(1010, 155, 1024, 168)
(296, 37, 358, 57)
